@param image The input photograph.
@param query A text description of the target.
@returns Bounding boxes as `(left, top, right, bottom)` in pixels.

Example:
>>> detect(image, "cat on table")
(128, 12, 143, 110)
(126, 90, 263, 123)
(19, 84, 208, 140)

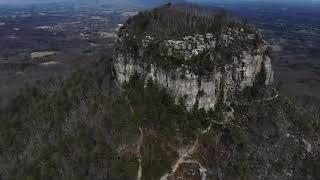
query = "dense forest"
(119, 3, 255, 40)
(0, 54, 213, 179)
(0, 55, 319, 179)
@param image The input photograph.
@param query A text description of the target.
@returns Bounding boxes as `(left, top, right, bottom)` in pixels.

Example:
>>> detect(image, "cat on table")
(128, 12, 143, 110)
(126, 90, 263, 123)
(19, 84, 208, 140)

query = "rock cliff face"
(114, 29, 274, 110)
(113, 4, 275, 110)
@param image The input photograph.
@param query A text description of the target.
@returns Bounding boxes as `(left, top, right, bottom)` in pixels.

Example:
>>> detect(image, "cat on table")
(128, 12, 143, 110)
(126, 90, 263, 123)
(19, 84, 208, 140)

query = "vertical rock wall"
(114, 34, 274, 110)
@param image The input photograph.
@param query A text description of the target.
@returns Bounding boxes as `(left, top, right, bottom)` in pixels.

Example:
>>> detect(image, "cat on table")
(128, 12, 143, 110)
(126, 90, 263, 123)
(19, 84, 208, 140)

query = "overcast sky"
(0, 0, 319, 5)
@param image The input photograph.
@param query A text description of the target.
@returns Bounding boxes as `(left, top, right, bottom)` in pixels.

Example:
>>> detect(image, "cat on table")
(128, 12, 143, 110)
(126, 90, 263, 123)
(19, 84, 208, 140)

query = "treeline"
(0, 55, 213, 180)
(119, 3, 246, 40)
(0, 57, 141, 180)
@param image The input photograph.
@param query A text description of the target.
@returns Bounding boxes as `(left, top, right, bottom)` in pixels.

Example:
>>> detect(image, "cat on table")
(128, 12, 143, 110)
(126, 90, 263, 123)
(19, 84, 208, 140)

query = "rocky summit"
(114, 4, 274, 110)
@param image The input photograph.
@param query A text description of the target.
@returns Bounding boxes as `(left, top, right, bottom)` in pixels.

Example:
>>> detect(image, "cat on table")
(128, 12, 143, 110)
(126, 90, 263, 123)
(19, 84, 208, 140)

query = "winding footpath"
(127, 99, 143, 180)
(118, 84, 144, 180)
(160, 124, 213, 180)
(137, 127, 143, 180)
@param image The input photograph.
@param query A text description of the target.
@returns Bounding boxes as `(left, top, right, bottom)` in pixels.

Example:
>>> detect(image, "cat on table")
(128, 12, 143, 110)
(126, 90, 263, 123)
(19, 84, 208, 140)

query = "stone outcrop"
(114, 30, 274, 110)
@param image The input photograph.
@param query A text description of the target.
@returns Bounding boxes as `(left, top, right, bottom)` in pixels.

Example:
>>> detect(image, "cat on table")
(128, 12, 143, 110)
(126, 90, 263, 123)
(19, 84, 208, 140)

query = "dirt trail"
(119, 84, 144, 180)
(137, 127, 143, 180)
(160, 124, 212, 180)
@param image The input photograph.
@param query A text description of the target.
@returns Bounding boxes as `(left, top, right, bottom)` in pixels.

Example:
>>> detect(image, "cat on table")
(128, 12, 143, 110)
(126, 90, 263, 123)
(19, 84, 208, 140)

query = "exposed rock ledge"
(113, 34, 274, 110)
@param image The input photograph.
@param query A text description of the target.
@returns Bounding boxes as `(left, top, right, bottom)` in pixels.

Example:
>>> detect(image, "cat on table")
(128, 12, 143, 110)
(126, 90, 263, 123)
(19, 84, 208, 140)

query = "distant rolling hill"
(0, 0, 184, 6)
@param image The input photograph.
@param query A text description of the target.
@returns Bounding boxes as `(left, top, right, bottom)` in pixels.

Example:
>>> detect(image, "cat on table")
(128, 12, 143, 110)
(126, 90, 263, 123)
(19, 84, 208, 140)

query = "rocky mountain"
(114, 6, 274, 110)
(113, 4, 319, 180)
(0, 3, 319, 180)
